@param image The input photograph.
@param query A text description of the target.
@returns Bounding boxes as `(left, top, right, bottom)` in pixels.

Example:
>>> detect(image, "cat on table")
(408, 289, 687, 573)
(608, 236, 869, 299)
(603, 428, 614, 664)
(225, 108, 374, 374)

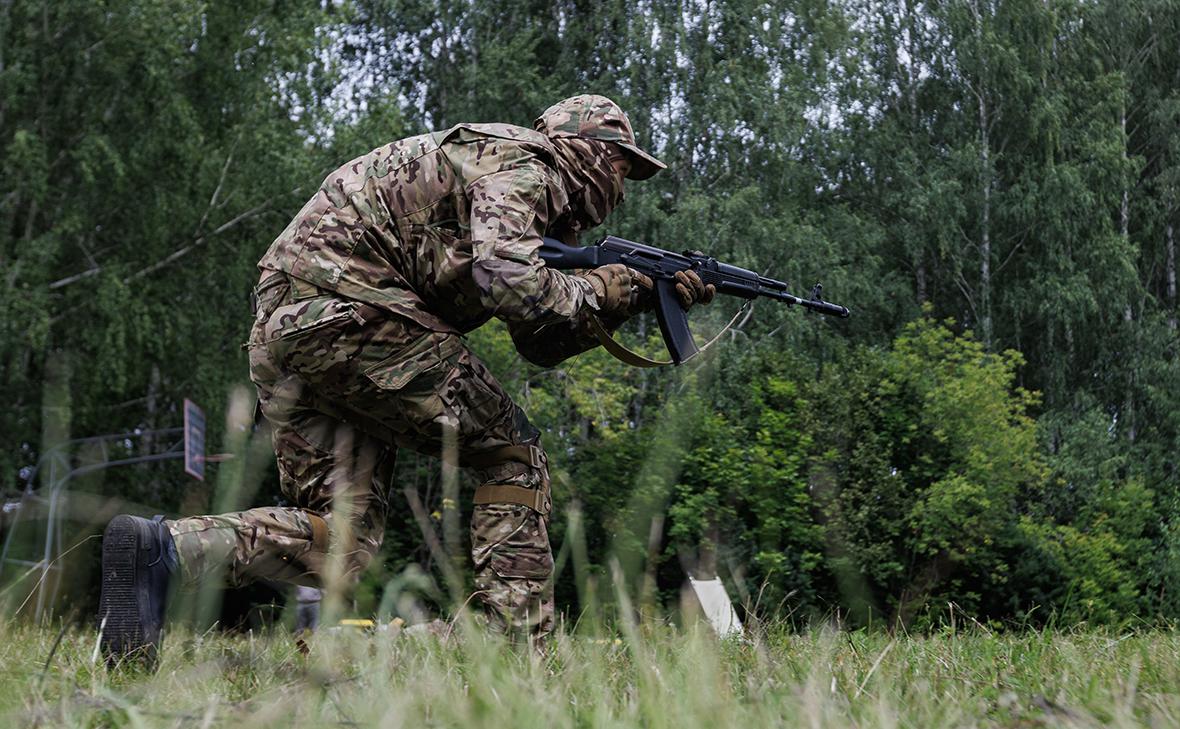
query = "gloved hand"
(583, 264, 654, 317)
(584, 265, 718, 316)
(673, 270, 716, 309)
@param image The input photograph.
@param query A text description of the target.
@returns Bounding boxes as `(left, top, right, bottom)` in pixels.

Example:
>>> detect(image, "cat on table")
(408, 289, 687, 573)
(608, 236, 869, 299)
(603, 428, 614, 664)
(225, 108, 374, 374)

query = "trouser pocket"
(471, 504, 553, 580)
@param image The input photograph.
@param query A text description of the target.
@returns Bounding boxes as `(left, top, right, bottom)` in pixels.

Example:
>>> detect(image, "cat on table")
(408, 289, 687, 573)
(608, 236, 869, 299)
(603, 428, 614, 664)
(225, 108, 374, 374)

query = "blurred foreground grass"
(2, 620, 1178, 728)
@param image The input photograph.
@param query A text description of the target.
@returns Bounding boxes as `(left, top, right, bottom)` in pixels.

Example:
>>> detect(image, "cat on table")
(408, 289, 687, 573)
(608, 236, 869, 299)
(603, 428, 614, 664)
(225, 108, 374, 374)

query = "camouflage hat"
(534, 94, 666, 180)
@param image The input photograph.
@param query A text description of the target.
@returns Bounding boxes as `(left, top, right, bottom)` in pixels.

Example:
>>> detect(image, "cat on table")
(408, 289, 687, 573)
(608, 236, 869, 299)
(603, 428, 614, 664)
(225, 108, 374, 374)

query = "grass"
(1, 618, 1178, 728)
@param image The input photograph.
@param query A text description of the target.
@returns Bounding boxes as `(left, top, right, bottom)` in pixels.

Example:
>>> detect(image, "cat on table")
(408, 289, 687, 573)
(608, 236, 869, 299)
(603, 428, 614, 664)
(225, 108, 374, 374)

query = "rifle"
(539, 235, 850, 366)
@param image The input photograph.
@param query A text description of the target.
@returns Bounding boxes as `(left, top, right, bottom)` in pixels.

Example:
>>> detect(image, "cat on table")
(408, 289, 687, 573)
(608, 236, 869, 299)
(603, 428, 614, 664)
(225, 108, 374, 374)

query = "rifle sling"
(589, 300, 751, 368)
(588, 314, 670, 367)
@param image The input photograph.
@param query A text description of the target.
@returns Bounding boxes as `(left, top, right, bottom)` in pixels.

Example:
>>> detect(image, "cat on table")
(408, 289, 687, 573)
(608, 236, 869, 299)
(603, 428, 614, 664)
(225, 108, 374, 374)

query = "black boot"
(98, 514, 176, 667)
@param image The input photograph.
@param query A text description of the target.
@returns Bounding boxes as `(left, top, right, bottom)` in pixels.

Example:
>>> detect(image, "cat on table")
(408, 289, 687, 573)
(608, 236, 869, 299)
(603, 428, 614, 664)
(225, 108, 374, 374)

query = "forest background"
(2, 0, 1179, 630)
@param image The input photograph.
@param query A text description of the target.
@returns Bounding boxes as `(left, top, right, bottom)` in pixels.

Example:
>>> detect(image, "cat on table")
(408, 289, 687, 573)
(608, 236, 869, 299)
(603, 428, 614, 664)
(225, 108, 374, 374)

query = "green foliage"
(5, 0, 1180, 629)
(805, 317, 1047, 625)
(667, 377, 822, 610)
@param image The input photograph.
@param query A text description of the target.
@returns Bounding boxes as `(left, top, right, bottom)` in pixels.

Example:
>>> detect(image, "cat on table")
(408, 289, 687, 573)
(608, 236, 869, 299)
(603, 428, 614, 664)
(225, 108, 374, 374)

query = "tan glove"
(583, 264, 654, 317)
(673, 270, 716, 309)
(584, 265, 717, 315)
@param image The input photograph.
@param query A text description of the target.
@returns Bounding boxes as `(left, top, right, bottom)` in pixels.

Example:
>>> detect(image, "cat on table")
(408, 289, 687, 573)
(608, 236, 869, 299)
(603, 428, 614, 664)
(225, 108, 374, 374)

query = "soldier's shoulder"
(437, 123, 562, 188)
(441, 122, 552, 146)
(438, 123, 556, 157)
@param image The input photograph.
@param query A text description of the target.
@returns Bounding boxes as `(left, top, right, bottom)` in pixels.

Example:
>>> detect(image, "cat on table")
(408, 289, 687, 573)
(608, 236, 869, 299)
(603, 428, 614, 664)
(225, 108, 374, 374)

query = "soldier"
(98, 94, 715, 660)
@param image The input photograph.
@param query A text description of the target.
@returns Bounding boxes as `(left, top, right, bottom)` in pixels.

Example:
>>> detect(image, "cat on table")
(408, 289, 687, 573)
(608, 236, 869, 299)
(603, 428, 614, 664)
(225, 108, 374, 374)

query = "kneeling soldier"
(99, 94, 713, 660)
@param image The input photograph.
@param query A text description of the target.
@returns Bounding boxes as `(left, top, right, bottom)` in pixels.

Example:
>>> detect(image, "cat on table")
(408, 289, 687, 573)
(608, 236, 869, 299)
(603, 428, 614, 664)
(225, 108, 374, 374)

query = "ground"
(2, 620, 1177, 727)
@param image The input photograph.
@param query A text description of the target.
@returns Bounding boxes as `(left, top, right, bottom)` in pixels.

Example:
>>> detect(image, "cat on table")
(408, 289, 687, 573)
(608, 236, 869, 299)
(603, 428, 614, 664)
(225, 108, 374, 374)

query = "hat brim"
(617, 143, 667, 180)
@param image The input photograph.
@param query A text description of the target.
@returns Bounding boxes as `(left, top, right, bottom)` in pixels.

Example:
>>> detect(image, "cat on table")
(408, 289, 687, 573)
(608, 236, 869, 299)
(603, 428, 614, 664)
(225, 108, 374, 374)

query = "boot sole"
(98, 515, 158, 666)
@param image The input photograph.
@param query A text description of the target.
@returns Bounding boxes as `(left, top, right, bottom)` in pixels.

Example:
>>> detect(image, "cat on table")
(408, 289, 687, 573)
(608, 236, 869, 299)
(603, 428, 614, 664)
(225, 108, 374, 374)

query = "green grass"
(2, 620, 1179, 728)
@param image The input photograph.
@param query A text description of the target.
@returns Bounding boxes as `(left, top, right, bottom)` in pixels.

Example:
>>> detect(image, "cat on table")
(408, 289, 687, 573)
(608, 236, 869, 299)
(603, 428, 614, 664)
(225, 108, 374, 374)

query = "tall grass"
(3, 619, 1178, 727)
(4, 383, 1178, 727)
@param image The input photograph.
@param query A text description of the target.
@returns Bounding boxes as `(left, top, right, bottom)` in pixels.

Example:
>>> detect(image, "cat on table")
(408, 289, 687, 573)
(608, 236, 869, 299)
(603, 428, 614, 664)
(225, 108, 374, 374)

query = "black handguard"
(539, 235, 850, 365)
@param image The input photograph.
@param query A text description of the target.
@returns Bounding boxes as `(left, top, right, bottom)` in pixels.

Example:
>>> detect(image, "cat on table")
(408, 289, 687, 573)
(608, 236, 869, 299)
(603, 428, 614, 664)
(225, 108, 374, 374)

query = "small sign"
(688, 576, 743, 638)
(183, 399, 206, 481)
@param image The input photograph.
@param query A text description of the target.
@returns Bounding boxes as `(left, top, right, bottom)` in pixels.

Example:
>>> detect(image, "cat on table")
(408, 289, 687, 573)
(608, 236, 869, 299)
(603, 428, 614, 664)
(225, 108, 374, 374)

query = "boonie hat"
(535, 94, 666, 180)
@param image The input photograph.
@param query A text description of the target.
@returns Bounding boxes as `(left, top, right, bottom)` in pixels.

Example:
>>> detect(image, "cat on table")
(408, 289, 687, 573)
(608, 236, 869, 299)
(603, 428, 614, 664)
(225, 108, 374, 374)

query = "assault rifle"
(539, 235, 850, 366)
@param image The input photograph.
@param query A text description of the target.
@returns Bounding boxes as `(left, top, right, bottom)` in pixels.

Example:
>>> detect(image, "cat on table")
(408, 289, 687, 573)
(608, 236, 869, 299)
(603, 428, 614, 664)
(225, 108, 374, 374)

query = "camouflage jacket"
(258, 124, 599, 334)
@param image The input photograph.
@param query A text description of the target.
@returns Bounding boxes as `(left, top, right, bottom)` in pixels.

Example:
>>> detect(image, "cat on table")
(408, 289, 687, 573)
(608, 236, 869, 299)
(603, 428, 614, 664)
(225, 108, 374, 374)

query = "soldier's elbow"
(511, 335, 568, 367)
(472, 259, 508, 311)
(518, 348, 569, 368)
(507, 327, 565, 367)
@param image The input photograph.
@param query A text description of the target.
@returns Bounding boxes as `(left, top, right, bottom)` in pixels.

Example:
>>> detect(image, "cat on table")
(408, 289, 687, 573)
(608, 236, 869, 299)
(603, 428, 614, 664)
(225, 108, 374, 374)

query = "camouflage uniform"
(167, 98, 663, 639)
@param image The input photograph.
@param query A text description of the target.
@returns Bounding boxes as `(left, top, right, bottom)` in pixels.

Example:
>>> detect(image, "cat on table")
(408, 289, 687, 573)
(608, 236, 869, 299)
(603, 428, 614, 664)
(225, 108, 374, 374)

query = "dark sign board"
(183, 399, 206, 481)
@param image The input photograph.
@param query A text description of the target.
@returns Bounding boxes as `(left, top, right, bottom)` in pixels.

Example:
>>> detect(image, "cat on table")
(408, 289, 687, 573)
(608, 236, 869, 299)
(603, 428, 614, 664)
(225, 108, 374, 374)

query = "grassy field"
(1, 619, 1178, 728)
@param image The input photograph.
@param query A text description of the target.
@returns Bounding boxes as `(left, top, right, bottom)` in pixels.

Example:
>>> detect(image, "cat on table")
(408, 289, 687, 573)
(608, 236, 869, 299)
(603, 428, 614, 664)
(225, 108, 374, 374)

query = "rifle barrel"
(798, 297, 851, 317)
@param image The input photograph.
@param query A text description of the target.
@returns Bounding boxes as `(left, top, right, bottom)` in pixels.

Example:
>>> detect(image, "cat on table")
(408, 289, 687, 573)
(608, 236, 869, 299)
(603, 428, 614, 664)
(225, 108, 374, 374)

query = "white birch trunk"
(972, 0, 992, 348)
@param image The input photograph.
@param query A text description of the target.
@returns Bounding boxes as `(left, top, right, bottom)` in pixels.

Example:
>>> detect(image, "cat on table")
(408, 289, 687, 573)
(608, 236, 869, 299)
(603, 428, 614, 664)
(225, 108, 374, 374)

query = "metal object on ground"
(688, 576, 743, 638)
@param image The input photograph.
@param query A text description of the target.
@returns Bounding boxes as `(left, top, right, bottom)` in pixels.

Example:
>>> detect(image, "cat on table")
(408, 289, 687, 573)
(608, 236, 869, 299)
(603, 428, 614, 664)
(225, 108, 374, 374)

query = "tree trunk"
(973, 0, 993, 349)
(1168, 220, 1176, 331)
(141, 364, 160, 457)
(1119, 102, 1135, 443)
(36, 353, 71, 620)
(143, 363, 163, 503)
(697, 523, 720, 579)
(906, 0, 926, 307)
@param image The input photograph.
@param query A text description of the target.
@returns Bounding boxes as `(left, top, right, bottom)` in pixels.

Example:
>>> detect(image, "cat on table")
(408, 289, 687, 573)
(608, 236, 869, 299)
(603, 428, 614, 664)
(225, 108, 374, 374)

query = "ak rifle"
(540, 235, 850, 366)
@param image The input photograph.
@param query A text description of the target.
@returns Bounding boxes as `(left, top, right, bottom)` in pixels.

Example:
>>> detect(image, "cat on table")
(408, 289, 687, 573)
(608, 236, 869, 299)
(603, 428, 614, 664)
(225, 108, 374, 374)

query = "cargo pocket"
(264, 297, 362, 344)
(263, 297, 365, 380)
(474, 504, 553, 580)
(439, 364, 505, 436)
(361, 330, 464, 428)
(363, 330, 463, 391)
(490, 548, 554, 580)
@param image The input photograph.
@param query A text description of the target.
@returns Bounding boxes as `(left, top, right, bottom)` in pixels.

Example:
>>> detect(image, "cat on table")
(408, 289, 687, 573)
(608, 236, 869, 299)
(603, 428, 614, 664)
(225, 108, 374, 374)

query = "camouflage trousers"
(167, 272, 554, 638)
